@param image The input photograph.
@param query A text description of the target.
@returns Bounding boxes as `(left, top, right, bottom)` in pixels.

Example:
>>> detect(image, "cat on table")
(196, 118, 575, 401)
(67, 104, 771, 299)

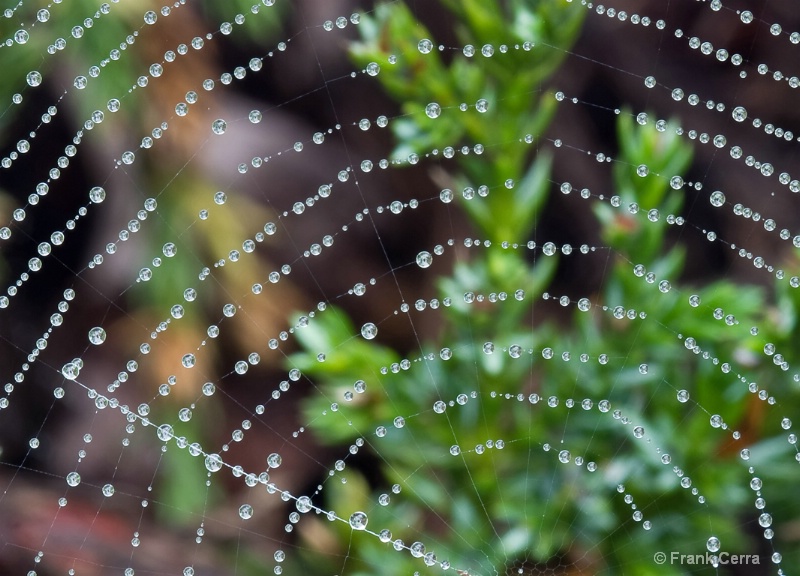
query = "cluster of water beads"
(419, 271, 800, 520)
(189, 132, 511, 276)
(119, 7, 308, 165)
(721, 195, 800, 253)
(124, 411, 465, 575)
(153, 174, 625, 364)
(700, 467, 789, 567)
(0, 207, 736, 418)
(0, 191, 107, 304)
(544, 120, 800, 292)
(1, 1, 295, 283)
(728, 5, 800, 44)
(442, 387, 720, 522)
(575, 0, 800, 90)
(707, 198, 800, 287)
(227, 103, 503, 181)
(632, 255, 800, 406)
(2, 3, 171, 170)
(1, 99, 595, 388)
(678, 333, 799, 469)
(1, 95, 700, 312)
(4, 4, 800, 576)
(4, 5, 792, 288)
(10, 186, 780, 472)
(2, 0, 118, 56)
(697, 332, 798, 411)
(614, 484, 652, 529)
(136, 7, 401, 170)
(544, 24, 800, 198)
(235, 273, 642, 403)
(0, 116, 88, 227)
(408, 0, 800, 240)
(0, 287, 77, 411)
(1, 0, 25, 23)
(45, 164, 402, 379)
(371, 343, 620, 408)
(373, 483, 402, 510)
(678, 20, 800, 88)
(15, 40, 794, 320)
(567, 1, 662, 26)
(0, 93, 69, 171)
(554, 88, 800, 191)
(201, 443, 463, 573)
(537, 395, 714, 505)
(695, 0, 784, 34)
(13, 214, 789, 565)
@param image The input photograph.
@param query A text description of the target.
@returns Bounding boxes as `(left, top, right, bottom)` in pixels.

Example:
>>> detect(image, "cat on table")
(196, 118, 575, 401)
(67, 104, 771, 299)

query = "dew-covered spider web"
(1, 0, 799, 575)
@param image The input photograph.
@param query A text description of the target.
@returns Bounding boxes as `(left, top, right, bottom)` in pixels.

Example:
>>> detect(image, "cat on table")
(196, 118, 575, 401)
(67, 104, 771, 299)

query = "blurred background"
(1, 1, 800, 574)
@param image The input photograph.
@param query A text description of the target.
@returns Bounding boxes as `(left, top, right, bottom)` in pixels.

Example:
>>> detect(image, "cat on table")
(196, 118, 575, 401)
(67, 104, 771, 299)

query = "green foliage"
(288, 2, 800, 574)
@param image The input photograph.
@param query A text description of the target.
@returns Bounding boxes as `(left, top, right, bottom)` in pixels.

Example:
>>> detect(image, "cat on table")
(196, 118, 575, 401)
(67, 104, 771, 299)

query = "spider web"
(0, 1, 798, 575)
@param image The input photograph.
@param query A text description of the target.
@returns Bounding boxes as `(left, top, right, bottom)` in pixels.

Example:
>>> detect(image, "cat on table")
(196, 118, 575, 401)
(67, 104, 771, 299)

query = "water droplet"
(14, 30, 30, 45)
(204, 453, 223, 472)
(349, 511, 368, 530)
(211, 119, 227, 135)
(62, 362, 80, 380)
(416, 251, 433, 268)
(26, 71, 43, 87)
(88, 327, 106, 345)
(86, 187, 107, 205)
(425, 103, 441, 119)
(361, 322, 378, 340)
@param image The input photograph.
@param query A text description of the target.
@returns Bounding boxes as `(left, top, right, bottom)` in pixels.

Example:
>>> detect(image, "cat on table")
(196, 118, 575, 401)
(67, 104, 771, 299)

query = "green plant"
(288, 2, 800, 574)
